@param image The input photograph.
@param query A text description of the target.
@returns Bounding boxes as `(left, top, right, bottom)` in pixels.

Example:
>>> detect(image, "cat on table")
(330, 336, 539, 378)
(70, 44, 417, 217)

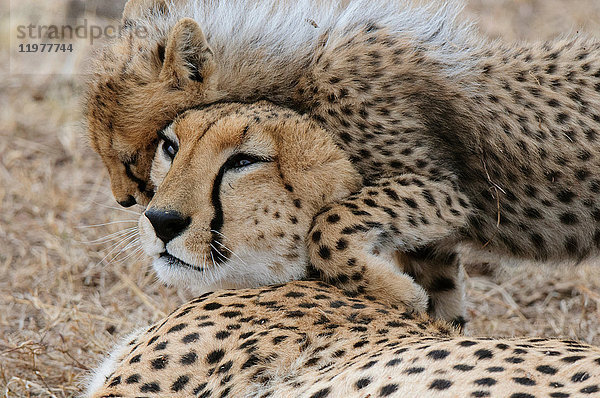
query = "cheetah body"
(87, 0, 600, 322)
(86, 281, 600, 398)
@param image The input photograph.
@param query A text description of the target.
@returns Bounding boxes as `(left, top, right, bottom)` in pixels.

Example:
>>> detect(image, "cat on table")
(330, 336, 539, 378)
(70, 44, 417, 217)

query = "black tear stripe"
(123, 161, 154, 199)
(209, 163, 231, 265)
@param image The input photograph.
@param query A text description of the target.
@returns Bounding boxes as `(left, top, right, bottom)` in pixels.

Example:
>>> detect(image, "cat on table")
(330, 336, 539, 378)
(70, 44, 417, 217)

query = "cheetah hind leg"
(395, 246, 466, 330)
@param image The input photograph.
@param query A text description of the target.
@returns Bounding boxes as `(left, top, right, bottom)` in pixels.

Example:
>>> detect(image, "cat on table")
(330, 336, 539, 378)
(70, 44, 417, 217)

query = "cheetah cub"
(88, 0, 600, 324)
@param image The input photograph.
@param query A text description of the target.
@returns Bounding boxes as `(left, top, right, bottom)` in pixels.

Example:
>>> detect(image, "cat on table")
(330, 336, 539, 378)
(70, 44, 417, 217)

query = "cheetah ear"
(159, 18, 215, 88)
(122, 0, 168, 23)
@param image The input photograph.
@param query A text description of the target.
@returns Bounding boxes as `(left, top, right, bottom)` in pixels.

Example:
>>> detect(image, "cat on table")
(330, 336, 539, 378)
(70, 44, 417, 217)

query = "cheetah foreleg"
(306, 173, 471, 318)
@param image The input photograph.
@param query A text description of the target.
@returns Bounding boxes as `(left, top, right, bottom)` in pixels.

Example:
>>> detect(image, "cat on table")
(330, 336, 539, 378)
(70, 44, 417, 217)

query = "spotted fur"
(85, 280, 600, 398)
(87, 0, 600, 324)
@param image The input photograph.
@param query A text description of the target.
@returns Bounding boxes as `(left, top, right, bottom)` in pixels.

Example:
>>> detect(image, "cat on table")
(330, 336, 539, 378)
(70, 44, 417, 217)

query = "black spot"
(380, 384, 399, 396)
(427, 349, 450, 360)
(572, 372, 590, 383)
(364, 198, 378, 207)
(171, 375, 190, 392)
(454, 364, 474, 371)
(154, 341, 168, 351)
(207, 349, 225, 364)
(536, 365, 557, 375)
(182, 333, 199, 344)
(557, 190, 576, 203)
(556, 113, 570, 123)
(385, 358, 402, 367)
(524, 208, 542, 219)
(108, 376, 121, 387)
(513, 377, 536, 386)
(505, 356, 524, 364)
(336, 239, 348, 250)
(241, 354, 260, 369)
(326, 214, 341, 223)
(151, 355, 169, 370)
(125, 374, 140, 384)
(474, 378, 496, 387)
(318, 246, 332, 260)
(215, 331, 231, 340)
(530, 233, 545, 249)
(564, 237, 579, 255)
(129, 354, 141, 364)
(310, 387, 331, 398)
(562, 355, 585, 363)
(361, 360, 377, 370)
(356, 378, 371, 389)
(204, 302, 223, 310)
(547, 98, 560, 107)
(312, 230, 322, 243)
(430, 379, 452, 390)
(581, 385, 599, 394)
(487, 366, 504, 373)
(167, 323, 187, 333)
(405, 367, 425, 374)
(181, 351, 197, 365)
(509, 394, 535, 398)
(560, 212, 579, 225)
(403, 197, 418, 209)
(474, 349, 493, 360)
(140, 382, 161, 393)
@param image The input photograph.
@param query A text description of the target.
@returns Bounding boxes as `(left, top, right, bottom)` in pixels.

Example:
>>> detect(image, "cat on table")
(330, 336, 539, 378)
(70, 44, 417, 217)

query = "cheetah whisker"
(96, 232, 140, 267)
(79, 227, 138, 245)
(77, 219, 139, 229)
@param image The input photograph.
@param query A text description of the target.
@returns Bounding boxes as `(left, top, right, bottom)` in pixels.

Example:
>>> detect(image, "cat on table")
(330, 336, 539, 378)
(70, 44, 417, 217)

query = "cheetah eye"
(161, 140, 178, 160)
(224, 153, 271, 171)
(157, 130, 178, 161)
(233, 158, 253, 168)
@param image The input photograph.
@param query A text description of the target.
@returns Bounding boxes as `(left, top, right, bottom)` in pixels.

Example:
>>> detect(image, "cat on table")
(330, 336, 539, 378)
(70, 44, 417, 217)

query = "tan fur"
(85, 280, 600, 398)
(87, 0, 600, 325)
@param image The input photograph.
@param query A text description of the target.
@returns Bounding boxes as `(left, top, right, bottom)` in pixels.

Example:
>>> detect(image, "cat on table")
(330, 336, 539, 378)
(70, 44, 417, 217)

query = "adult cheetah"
(85, 280, 600, 398)
(87, 0, 600, 324)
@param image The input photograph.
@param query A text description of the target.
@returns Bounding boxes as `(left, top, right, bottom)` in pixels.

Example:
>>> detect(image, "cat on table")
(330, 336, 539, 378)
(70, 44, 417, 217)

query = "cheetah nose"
(144, 209, 191, 244)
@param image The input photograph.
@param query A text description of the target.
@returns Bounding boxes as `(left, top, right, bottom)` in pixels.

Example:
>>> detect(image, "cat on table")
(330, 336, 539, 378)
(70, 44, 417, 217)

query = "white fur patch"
(131, 0, 479, 95)
(82, 328, 146, 397)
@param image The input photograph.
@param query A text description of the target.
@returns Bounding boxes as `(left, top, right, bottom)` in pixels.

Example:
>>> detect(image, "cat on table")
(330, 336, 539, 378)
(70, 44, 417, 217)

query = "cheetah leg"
(306, 173, 470, 319)
(396, 247, 466, 330)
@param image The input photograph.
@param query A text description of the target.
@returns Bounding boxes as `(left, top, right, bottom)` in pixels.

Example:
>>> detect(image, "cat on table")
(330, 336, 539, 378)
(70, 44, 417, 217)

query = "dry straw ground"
(1, 0, 600, 396)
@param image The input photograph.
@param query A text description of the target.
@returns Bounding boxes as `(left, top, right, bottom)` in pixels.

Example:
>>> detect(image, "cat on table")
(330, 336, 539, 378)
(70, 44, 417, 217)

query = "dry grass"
(1, 1, 600, 396)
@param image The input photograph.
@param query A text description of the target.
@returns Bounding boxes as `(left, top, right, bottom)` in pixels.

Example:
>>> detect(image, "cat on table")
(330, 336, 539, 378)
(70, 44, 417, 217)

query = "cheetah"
(85, 280, 600, 398)
(138, 102, 429, 313)
(87, 0, 600, 324)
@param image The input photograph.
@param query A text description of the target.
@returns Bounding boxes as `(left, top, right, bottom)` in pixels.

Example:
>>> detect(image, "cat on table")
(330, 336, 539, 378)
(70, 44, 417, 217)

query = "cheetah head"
(86, 0, 223, 207)
(139, 101, 361, 293)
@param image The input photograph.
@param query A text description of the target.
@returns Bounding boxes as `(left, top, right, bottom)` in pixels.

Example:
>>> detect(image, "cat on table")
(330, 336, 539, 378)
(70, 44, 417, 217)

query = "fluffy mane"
(128, 0, 479, 97)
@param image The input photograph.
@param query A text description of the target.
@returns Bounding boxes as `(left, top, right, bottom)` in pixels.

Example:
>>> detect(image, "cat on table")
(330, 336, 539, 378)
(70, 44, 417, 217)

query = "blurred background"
(1, 0, 600, 396)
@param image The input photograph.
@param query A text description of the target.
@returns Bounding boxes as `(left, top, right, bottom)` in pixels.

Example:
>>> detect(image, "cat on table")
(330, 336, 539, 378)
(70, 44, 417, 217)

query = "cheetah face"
(138, 101, 361, 294)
